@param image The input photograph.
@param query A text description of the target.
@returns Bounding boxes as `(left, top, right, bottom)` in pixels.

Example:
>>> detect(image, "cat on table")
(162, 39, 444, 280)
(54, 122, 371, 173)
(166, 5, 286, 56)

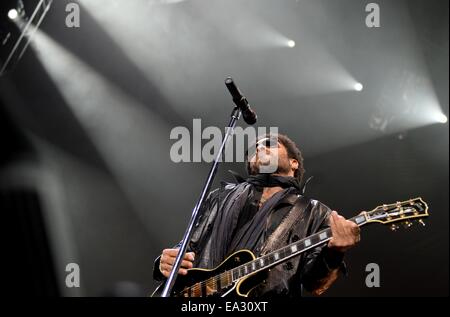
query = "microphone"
(225, 77, 257, 125)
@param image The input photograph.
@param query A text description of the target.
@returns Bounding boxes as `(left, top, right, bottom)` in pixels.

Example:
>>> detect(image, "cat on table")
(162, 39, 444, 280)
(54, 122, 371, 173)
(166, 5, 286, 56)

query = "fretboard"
(227, 213, 367, 282)
(181, 213, 368, 296)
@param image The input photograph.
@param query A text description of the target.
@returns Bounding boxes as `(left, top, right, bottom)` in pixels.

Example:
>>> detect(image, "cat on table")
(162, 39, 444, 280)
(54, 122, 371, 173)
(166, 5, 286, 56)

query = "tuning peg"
(390, 224, 399, 231)
(418, 219, 426, 226)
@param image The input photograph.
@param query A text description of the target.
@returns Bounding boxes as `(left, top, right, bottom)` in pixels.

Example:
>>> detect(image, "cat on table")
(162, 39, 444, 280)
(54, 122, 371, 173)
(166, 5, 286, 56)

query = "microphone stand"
(160, 106, 242, 297)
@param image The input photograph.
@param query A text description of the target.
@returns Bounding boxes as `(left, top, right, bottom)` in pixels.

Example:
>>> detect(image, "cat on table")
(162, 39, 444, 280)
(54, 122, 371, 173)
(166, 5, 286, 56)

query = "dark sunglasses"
(256, 137, 279, 148)
(245, 136, 279, 159)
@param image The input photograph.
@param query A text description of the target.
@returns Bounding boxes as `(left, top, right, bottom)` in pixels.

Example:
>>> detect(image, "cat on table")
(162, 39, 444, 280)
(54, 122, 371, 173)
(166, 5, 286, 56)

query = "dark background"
(0, 0, 448, 296)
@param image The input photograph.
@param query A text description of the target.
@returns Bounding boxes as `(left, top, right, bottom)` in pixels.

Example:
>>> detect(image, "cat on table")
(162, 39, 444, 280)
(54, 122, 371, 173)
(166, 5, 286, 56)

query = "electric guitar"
(152, 197, 429, 297)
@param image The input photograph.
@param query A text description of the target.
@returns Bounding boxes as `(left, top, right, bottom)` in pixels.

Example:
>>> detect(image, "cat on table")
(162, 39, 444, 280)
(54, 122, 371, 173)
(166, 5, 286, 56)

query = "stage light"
(436, 113, 448, 124)
(287, 40, 295, 48)
(354, 83, 363, 91)
(8, 9, 18, 20)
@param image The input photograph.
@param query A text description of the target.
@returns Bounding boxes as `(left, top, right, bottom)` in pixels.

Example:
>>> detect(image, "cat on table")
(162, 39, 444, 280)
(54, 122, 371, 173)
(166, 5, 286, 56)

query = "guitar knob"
(402, 221, 413, 229)
(390, 224, 399, 231)
(418, 219, 426, 226)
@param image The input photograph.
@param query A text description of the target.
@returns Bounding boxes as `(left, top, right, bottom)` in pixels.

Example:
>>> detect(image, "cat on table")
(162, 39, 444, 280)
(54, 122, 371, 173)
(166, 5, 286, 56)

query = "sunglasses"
(245, 137, 279, 159)
(255, 137, 279, 148)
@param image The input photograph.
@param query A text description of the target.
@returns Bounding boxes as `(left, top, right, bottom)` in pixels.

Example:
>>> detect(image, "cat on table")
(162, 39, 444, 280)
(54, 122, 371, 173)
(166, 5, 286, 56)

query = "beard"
(249, 154, 291, 175)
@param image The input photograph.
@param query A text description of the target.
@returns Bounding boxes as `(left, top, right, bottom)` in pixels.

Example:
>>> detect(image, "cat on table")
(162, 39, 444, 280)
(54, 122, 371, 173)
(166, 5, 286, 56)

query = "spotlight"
(1, 0, 53, 76)
(8, 9, 18, 20)
(354, 83, 363, 91)
(287, 40, 295, 48)
(436, 113, 448, 124)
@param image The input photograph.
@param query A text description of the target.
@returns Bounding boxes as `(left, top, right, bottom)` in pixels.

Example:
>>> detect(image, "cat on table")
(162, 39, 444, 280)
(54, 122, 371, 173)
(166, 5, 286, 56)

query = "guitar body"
(151, 198, 428, 298)
(152, 249, 266, 298)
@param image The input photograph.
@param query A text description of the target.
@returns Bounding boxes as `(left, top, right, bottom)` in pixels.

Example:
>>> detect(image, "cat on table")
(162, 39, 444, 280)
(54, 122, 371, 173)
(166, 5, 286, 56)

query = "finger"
(329, 211, 337, 227)
(179, 269, 188, 275)
(328, 212, 339, 245)
(351, 222, 360, 232)
(162, 250, 195, 262)
(347, 221, 359, 234)
(161, 267, 187, 277)
(353, 224, 361, 239)
(330, 211, 342, 232)
(160, 263, 173, 274)
(333, 211, 345, 224)
(160, 262, 191, 274)
(179, 252, 195, 262)
(333, 213, 347, 231)
(162, 248, 194, 260)
(164, 256, 194, 268)
(186, 252, 195, 261)
(334, 213, 346, 225)
(181, 260, 194, 269)
(162, 248, 180, 257)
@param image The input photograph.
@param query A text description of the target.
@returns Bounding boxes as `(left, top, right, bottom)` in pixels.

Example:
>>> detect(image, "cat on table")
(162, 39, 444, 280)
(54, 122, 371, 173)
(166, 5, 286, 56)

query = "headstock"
(363, 197, 429, 231)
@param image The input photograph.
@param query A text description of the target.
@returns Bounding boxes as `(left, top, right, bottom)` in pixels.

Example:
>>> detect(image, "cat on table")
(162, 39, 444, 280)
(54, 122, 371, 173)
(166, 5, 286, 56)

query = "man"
(153, 133, 360, 297)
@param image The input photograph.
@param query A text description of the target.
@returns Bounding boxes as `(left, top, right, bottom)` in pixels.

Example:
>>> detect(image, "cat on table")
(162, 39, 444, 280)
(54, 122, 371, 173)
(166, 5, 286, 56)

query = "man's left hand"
(327, 211, 361, 253)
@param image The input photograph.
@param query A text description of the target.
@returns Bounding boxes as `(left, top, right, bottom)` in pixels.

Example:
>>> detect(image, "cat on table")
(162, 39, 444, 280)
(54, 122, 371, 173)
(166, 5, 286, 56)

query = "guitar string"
(184, 225, 342, 296)
(182, 240, 309, 296)
(183, 219, 358, 296)
(180, 204, 422, 296)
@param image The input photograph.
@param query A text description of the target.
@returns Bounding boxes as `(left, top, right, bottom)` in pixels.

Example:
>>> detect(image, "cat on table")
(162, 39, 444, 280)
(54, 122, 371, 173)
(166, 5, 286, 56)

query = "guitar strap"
(260, 195, 311, 255)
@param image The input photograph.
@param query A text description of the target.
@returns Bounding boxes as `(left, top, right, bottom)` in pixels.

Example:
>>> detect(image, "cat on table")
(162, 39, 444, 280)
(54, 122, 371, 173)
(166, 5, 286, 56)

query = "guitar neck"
(175, 198, 427, 297)
(228, 213, 368, 282)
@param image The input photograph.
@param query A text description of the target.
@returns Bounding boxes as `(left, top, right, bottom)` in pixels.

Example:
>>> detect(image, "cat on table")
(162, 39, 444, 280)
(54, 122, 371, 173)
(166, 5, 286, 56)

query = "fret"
(206, 278, 216, 296)
(191, 283, 201, 297)
(201, 281, 206, 297)
(227, 226, 341, 283)
(219, 226, 344, 288)
(220, 272, 231, 287)
(217, 274, 221, 290)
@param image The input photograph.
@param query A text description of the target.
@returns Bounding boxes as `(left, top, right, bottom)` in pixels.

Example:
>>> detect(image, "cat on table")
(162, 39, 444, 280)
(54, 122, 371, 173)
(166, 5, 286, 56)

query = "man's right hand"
(159, 248, 195, 278)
